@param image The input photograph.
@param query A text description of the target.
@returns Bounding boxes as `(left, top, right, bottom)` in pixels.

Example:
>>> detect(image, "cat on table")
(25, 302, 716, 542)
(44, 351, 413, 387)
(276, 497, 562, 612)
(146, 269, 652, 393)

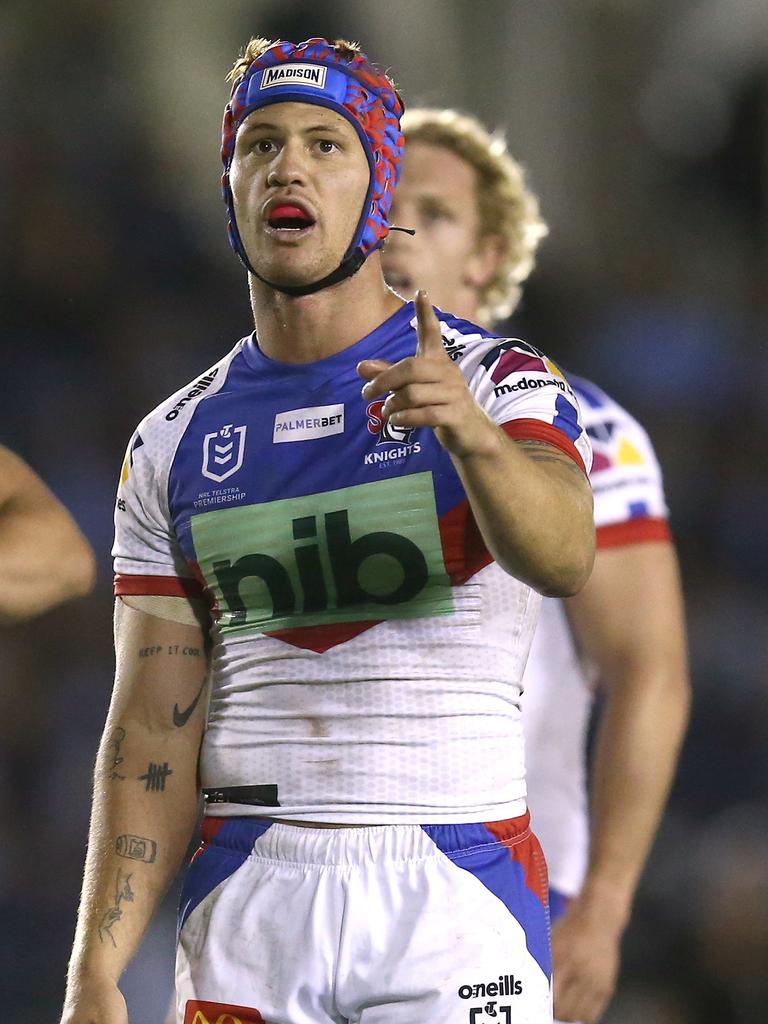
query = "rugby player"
(60, 40, 596, 1024)
(382, 108, 690, 1023)
(0, 445, 95, 622)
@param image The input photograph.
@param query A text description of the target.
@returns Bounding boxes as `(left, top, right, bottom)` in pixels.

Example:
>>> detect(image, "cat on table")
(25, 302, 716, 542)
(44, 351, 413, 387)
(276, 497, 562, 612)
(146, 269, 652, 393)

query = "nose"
(266, 139, 307, 188)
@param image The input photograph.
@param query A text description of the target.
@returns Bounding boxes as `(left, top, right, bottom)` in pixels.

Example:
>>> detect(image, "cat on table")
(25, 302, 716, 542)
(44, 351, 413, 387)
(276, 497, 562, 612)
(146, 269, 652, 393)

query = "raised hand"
(357, 291, 497, 458)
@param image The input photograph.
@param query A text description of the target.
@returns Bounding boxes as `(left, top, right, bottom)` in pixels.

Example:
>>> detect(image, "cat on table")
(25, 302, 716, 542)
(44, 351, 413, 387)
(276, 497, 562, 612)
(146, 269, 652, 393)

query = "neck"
(249, 255, 405, 363)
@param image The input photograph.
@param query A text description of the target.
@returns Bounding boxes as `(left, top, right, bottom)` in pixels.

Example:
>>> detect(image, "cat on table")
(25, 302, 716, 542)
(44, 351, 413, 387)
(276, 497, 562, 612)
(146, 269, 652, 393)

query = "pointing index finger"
(415, 290, 445, 359)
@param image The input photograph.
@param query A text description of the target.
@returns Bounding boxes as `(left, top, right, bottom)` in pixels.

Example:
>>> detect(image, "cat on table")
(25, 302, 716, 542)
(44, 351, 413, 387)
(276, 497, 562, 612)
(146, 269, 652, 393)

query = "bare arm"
(551, 540, 691, 1022)
(61, 598, 209, 1024)
(0, 446, 96, 622)
(358, 292, 595, 597)
(453, 435, 594, 597)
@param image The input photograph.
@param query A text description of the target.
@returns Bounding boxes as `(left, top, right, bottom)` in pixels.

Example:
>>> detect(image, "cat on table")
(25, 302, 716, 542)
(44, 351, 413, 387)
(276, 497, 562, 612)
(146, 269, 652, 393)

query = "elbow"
(70, 539, 97, 599)
(536, 529, 596, 599)
(57, 532, 97, 603)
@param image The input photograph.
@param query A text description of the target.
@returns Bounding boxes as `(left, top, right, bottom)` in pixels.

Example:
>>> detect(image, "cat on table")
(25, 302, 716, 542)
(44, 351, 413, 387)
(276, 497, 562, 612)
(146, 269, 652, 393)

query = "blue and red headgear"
(221, 38, 405, 296)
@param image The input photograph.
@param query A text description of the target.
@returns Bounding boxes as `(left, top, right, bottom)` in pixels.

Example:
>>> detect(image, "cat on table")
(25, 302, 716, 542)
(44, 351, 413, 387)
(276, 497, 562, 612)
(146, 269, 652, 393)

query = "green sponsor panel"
(191, 472, 453, 635)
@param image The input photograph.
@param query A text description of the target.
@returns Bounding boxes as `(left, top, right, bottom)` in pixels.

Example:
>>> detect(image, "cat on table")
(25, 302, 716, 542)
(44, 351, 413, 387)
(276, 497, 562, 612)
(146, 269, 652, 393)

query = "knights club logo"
(366, 400, 415, 445)
(202, 424, 247, 482)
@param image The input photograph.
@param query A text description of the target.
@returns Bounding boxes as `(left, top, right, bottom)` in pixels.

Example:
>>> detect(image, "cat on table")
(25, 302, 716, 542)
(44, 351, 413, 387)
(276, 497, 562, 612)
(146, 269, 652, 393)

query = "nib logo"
(191, 474, 453, 637)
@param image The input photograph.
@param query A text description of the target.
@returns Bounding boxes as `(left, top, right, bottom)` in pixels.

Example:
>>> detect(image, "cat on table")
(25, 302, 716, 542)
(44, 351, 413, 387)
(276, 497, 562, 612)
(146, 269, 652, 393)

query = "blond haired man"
(60, 41, 595, 1024)
(383, 108, 690, 1023)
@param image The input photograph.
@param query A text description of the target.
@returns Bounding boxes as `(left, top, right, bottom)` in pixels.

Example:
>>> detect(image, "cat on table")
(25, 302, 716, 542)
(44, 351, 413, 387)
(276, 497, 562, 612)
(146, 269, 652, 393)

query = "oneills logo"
(183, 1000, 264, 1024)
(260, 64, 327, 89)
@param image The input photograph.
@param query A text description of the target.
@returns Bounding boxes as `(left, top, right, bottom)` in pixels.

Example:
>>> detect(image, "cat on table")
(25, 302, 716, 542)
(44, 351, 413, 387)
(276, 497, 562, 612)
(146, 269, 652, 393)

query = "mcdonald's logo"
(183, 999, 264, 1024)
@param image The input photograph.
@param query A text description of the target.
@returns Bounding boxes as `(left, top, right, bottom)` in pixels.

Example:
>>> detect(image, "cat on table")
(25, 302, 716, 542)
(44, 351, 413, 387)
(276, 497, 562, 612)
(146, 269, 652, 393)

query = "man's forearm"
(66, 714, 201, 989)
(451, 430, 595, 597)
(0, 505, 95, 622)
(581, 667, 690, 927)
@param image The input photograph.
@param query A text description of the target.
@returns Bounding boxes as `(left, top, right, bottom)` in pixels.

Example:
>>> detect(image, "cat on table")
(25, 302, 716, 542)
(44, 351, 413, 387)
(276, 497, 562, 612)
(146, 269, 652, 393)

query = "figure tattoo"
(138, 762, 173, 791)
(116, 834, 158, 863)
(173, 676, 207, 728)
(98, 868, 135, 947)
(104, 726, 126, 781)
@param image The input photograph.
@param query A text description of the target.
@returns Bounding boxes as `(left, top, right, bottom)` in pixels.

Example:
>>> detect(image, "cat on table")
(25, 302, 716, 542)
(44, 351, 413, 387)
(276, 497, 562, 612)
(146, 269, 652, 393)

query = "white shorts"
(175, 813, 552, 1024)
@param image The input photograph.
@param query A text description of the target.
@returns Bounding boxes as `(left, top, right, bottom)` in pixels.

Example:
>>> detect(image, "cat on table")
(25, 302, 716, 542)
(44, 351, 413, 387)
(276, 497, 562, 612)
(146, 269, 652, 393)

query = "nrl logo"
(202, 424, 247, 483)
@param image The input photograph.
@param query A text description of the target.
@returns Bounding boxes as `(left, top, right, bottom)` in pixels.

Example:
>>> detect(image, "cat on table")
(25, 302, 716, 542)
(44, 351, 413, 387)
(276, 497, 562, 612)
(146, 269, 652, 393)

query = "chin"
(254, 254, 331, 289)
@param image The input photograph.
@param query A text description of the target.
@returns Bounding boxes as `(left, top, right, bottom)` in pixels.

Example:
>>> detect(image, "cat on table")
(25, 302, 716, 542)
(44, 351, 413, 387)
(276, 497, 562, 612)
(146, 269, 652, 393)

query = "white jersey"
(112, 302, 591, 824)
(522, 375, 671, 895)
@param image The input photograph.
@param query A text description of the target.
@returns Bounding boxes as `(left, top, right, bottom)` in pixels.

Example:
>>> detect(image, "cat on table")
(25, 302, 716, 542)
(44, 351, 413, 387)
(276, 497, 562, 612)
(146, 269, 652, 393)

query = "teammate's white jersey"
(522, 375, 671, 896)
(113, 303, 591, 824)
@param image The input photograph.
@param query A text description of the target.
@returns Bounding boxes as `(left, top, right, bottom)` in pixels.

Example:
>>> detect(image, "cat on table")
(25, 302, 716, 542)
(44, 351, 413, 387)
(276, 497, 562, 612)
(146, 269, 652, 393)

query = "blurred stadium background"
(1, 1, 767, 1020)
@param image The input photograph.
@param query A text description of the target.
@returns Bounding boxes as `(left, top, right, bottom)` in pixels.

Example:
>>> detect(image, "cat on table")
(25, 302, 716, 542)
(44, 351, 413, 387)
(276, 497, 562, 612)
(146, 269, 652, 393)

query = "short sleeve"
(465, 339, 592, 474)
(584, 393, 671, 549)
(112, 431, 204, 598)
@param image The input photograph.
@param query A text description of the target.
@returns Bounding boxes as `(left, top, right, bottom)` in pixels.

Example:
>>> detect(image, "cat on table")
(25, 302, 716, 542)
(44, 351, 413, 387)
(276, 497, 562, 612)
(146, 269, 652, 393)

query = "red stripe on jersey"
(267, 619, 381, 653)
(438, 499, 492, 586)
(114, 574, 205, 599)
(501, 419, 587, 474)
(596, 517, 671, 549)
(268, 496, 497, 651)
(485, 812, 549, 907)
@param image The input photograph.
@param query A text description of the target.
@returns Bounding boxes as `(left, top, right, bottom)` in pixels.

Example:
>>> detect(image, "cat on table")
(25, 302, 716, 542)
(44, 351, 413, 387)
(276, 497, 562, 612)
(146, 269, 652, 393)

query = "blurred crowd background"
(1, 1, 767, 1021)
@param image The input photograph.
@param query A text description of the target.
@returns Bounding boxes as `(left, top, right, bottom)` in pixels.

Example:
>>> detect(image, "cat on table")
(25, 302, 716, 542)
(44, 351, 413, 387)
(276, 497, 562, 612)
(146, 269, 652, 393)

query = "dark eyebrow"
(238, 120, 280, 135)
(239, 120, 348, 137)
(305, 123, 347, 134)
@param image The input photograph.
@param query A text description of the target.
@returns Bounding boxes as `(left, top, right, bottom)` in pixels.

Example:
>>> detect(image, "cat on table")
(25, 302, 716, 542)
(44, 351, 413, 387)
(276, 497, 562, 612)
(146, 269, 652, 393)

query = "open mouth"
(265, 203, 316, 236)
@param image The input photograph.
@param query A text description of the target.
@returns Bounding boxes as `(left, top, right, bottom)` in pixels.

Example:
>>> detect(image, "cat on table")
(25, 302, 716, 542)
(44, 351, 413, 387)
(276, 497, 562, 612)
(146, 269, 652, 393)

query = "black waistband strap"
(203, 784, 280, 807)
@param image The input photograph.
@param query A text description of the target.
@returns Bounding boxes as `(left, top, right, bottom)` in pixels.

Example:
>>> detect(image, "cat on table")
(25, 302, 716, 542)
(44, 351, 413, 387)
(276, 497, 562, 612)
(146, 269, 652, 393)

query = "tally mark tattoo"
(98, 868, 135, 947)
(138, 762, 173, 792)
(116, 834, 157, 863)
(104, 726, 126, 781)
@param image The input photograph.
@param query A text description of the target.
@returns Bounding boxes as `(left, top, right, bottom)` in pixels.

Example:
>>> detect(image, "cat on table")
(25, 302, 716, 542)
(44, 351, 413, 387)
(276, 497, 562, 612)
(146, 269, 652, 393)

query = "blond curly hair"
(402, 108, 548, 323)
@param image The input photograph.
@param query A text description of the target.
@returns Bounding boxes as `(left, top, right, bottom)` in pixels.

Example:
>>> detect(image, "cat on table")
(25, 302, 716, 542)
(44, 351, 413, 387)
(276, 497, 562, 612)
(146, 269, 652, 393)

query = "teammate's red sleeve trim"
(596, 517, 672, 549)
(114, 574, 205, 599)
(501, 419, 587, 475)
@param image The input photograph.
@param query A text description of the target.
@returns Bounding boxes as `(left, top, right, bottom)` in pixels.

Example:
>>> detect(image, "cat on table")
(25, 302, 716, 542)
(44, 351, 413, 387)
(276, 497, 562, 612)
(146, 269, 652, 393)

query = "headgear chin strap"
(221, 38, 405, 297)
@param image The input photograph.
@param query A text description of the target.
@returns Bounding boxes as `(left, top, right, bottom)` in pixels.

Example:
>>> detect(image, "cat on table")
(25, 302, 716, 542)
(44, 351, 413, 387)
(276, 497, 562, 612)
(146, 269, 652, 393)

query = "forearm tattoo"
(138, 762, 173, 792)
(98, 868, 135, 947)
(104, 726, 126, 781)
(173, 676, 207, 728)
(116, 834, 157, 863)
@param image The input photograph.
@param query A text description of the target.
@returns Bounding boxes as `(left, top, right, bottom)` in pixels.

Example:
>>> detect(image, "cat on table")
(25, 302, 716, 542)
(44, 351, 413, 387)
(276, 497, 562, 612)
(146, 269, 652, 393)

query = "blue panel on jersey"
(552, 393, 582, 443)
(177, 818, 273, 936)
(570, 376, 606, 410)
(628, 500, 649, 519)
(167, 302, 469, 569)
(422, 822, 551, 981)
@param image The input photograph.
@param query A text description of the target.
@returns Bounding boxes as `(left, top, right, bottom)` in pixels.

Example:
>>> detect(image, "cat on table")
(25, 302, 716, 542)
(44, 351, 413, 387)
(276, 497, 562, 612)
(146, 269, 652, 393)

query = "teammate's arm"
(0, 446, 96, 622)
(61, 598, 208, 1024)
(551, 540, 690, 1023)
(358, 291, 595, 596)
